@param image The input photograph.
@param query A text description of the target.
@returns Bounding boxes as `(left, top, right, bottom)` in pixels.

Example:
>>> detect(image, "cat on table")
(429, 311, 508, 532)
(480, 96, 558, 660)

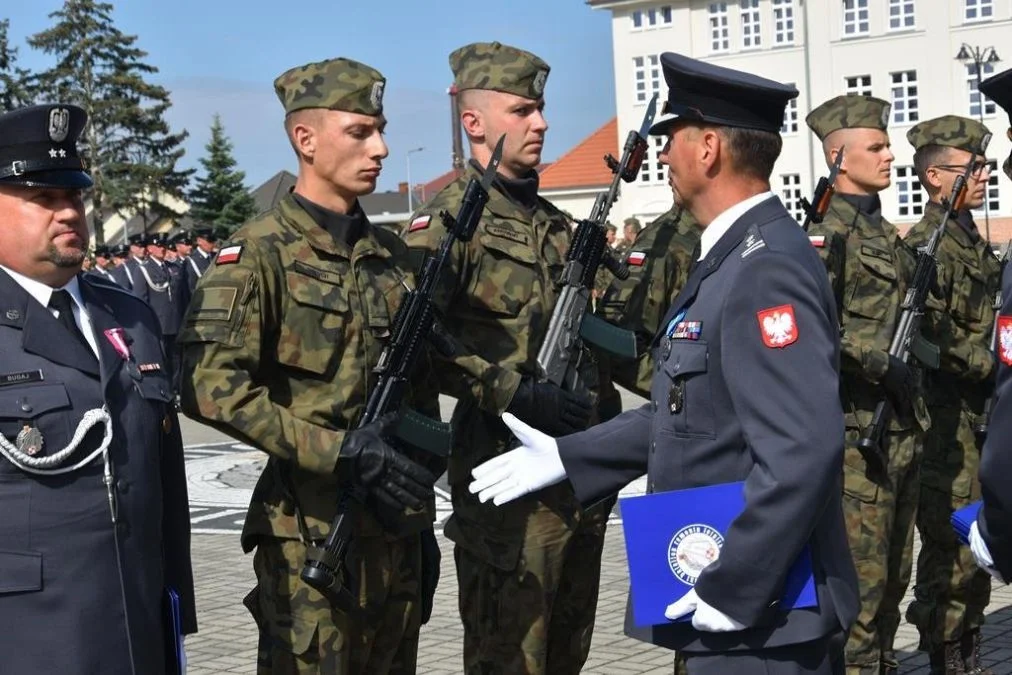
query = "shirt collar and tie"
(0, 265, 100, 359)
(697, 191, 776, 260)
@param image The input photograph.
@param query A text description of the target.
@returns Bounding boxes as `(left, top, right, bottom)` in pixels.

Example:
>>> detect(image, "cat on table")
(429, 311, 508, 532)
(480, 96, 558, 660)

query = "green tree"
(188, 114, 257, 232)
(0, 19, 33, 111)
(28, 0, 192, 244)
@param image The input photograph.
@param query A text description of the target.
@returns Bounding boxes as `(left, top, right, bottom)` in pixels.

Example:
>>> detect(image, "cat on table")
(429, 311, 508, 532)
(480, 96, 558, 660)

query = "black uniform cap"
(649, 53, 798, 136)
(980, 68, 1012, 128)
(94, 245, 111, 258)
(112, 243, 129, 258)
(0, 104, 93, 189)
(128, 233, 148, 247)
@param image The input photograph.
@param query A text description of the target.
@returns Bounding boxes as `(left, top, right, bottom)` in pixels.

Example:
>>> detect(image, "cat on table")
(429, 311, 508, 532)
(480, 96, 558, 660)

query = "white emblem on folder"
(668, 524, 724, 585)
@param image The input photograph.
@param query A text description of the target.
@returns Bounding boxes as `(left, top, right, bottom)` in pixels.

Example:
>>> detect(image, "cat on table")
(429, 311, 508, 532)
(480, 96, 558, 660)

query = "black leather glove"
(880, 355, 915, 417)
(340, 413, 437, 514)
(506, 376, 593, 436)
(419, 527, 440, 625)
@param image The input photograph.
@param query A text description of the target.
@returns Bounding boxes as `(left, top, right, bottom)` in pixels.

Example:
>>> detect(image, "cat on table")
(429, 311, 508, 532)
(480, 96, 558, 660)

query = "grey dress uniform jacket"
(110, 256, 144, 293)
(557, 196, 859, 653)
(979, 262, 1012, 580)
(134, 258, 187, 337)
(0, 270, 196, 674)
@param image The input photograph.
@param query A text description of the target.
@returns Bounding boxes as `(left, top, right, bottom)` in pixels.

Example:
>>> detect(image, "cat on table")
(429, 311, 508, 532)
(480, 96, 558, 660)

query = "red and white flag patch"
(757, 304, 798, 348)
(216, 245, 243, 265)
(809, 235, 826, 248)
(998, 315, 1012, 366)
(408, 215, 431, 233)
(627, 251, 647, 266)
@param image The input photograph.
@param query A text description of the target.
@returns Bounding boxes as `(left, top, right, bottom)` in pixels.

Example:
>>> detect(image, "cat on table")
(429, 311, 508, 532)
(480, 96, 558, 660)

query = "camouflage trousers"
(454, 498, 612, 675)
(906, 406, 992, 653)
(245, 535, 423, 675)
(842, 426, 921, 674)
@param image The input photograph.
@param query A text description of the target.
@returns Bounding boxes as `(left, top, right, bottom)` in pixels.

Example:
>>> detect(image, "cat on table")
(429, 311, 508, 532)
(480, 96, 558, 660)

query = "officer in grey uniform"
(0, 103, 195, 673)
(136, 231, 188, 397)
(110, 232, 148, 291)
(469, 53, 858, 674)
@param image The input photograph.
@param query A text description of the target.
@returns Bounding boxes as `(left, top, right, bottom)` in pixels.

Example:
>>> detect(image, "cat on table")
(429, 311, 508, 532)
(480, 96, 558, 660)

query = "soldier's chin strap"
(0, 406, 113, 474)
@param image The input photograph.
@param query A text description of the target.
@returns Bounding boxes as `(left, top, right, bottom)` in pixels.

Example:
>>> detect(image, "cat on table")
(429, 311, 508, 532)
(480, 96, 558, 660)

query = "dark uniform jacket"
(184, 249, 214, 294)
(134, 258, 187, 337)
(0, 270, 195, 674)
(110, 256, 144, 293)
(980, 262, 1012, 580)
(557, 196, 859, 652)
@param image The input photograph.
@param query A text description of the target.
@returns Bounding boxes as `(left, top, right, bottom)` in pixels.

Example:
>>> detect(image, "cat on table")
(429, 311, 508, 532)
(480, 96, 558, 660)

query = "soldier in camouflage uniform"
(402, 42, 603, 675)
(805, 95, 929, 675)
(595, 205, 701, 421)
(902, 116, 1000, 675)
(178, 57, 444, 675)
(592, 223, 618, 303)
(612, 216, 641, 262)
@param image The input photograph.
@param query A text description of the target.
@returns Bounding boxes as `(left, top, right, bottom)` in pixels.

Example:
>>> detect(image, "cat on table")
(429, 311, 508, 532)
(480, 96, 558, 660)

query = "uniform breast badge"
(16, 424, 44, 456)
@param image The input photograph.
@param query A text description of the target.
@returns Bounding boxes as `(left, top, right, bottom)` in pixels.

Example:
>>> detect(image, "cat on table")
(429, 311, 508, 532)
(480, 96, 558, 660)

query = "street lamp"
(956, 43, 1001, 241)
(406, 146, 425, 213)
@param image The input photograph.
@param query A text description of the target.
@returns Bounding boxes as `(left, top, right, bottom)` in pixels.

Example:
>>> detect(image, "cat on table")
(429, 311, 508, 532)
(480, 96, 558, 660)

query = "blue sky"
(5, 1, 617, 193)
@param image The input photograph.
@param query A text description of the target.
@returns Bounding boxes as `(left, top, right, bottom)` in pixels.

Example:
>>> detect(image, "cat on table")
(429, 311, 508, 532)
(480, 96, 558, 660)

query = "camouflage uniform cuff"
(866, 349, 890, 382)
(491, 368, 524, 416)
(973, 348, 996, 382)
(300, 424, 346, 475)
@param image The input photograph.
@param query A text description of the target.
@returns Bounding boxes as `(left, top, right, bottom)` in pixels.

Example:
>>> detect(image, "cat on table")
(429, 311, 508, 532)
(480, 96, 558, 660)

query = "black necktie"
(49, 290, 95, 359)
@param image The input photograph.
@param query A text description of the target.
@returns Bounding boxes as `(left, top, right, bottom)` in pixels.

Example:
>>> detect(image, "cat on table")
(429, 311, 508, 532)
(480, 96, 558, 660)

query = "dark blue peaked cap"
(0, 104, 93, 189)
(980, 68, 1012, 128)
(650, 53, 799, 135)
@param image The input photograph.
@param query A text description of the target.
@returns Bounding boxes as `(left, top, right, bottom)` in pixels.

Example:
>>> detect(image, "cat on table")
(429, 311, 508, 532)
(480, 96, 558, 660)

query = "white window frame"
(780, 173, 805, 223)
(968, 62, 998, 118)
(845, 74, 873, 96)
(631, 5, 674, 30)
(772, 0, 795, 45)
(633, 55, 663, 105)
(895, 166, 924, 218)
(888, 0, 916, 31)
(965, 0, 994, 22)
(781, 83, 799, 134)
(890, 70, 919, 125)
(639, 136, 668, 185)
(709, 3, 730, 53)
(843, 0, 870, 37)
(740, 0, 762, 50)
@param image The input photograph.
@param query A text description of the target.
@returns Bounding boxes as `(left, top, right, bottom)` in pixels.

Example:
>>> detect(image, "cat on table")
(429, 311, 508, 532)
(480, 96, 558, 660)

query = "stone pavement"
(180, 394, 1012, 674)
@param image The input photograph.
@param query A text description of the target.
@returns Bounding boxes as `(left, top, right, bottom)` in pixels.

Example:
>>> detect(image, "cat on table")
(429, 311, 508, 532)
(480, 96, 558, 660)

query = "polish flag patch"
(408, 215, 431, 233)
(757, 304, 798, 348)
(216, 245, 243, 265)
(809, 235, 826, 248)
(627, 251, 647, 266)
(998, 315, 1012, 366)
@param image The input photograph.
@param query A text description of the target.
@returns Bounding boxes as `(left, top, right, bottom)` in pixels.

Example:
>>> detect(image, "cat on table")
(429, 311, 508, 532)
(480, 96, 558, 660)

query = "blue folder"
(952, 500, 982, 545)
(620, 481, 818, 628)
(163, 587, 185, 675)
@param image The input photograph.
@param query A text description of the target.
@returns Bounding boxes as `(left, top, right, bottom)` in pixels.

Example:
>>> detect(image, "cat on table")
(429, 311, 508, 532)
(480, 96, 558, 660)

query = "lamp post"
(406, 146, 425, 213)
(956, 43, 1001, 241)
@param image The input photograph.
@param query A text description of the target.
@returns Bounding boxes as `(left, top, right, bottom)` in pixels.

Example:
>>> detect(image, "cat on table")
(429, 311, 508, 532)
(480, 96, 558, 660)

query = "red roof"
(539, 118, 618, 190)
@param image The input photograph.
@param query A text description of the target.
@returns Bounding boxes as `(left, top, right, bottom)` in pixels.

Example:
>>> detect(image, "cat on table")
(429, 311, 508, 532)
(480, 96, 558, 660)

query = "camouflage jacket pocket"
(278, 269, 350, 375)
(467, 234, 537, 317)
(951, 265, 989, 324)
(845, 246, 899, 320)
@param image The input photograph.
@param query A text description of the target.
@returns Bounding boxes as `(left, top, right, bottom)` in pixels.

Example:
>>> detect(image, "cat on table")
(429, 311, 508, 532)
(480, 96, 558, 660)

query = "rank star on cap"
(757, 304, 798, 348)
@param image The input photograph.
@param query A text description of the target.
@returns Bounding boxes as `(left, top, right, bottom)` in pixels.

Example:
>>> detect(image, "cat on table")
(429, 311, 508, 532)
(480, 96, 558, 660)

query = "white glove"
(469, 413, 567, 505)
(970, 520, 1006, 584)
(664, 588, 747, 632)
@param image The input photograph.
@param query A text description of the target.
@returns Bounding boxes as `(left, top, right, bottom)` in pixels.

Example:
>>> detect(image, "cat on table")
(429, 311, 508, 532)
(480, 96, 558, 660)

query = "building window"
(740, 0, 762, 49)
(632, 5, 674, 29)
(843, 0, 870, 36)
(639, 136, 668, 185)
(633, 55, 662, 104)
(895, 166, 924, 218)
(890, 70, 919, 124)
(845, 74, 873, 96)
(709, 3, 730, 53)
(889, 0, 915, 30)
(781, 83, 799, 133)
(781, 174, 805, 223)
(968, 62, 998, 117)
(772, 0, 795, 45)
(965, 0, 994, 22)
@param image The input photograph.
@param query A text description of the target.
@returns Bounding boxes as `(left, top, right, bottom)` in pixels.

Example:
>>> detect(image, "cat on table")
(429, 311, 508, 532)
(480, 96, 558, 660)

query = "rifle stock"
(801, 147, 844, 232)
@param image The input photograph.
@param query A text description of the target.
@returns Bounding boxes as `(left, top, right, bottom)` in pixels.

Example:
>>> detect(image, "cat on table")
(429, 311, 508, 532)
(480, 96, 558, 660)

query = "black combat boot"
(929, 640, 966, 675)
(961, 630, 994, 675)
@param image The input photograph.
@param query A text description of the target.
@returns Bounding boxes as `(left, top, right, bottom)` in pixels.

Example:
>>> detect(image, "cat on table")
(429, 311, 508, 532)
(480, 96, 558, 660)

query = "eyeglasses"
(934, 160, 992, 177)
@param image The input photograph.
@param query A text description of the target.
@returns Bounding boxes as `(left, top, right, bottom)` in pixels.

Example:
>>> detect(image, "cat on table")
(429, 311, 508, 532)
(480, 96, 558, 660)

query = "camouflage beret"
(906, 115, 992, 155)
(450, 41, 550, 100)
(273, 57, 386, 116)
(806, 95, 891, 141)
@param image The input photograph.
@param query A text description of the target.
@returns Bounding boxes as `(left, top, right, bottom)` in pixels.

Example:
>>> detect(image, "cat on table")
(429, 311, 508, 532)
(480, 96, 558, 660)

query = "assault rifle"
(801, 147, 845, 232)
(300, 135, 506, 611)
(973, 239, 1012, 443)
(856, 162, 974, 472)
(535, 94, 658, 390)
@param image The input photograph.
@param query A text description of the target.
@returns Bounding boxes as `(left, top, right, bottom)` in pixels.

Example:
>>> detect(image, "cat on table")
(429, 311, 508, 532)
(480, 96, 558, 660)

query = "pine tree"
(188, 114, 257, 232)
(28, 0, 192, 244)
(0, 19, 33, 111)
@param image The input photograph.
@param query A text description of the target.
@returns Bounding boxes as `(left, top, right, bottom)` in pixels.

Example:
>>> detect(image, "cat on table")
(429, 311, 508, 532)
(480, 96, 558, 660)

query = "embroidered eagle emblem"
(998, 316, 1012, 366)
(757, 304, 798, 348)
